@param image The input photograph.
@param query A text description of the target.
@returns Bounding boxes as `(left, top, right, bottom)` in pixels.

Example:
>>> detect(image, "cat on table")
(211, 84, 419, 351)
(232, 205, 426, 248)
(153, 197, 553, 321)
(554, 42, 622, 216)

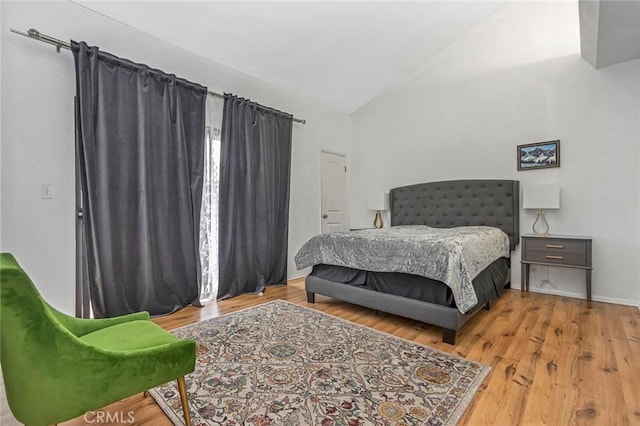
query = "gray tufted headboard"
(389, 180, 520, 251)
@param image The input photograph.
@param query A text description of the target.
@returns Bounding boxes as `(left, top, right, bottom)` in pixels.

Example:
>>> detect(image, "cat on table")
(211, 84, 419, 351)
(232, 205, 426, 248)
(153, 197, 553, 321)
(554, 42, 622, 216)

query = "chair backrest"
(0, 253, 77, 424)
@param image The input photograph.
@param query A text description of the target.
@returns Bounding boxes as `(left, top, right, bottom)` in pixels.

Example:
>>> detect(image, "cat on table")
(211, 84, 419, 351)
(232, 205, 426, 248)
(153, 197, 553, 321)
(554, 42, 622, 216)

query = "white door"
(321, 152, 347, 233)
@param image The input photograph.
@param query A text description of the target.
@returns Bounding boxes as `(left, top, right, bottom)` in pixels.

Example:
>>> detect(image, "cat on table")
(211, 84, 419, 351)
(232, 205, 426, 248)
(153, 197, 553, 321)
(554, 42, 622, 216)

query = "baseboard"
(592, 294, 640, 308)
(287, 269, 309, 281)
(515, 285, 640, 308)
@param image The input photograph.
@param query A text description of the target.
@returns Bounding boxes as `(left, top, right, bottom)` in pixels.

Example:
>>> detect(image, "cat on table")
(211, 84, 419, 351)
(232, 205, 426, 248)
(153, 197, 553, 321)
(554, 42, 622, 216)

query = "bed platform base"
(305, 275, 490, 345)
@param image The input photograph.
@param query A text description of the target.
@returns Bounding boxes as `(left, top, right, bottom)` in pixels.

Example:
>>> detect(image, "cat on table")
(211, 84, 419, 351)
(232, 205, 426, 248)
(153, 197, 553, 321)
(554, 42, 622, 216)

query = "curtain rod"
(10, 28, 307, 124)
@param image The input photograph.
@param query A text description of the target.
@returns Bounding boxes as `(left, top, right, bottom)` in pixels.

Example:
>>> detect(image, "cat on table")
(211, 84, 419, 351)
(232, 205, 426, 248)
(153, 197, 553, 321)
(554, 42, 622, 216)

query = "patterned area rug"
(150, 300, 489, 425)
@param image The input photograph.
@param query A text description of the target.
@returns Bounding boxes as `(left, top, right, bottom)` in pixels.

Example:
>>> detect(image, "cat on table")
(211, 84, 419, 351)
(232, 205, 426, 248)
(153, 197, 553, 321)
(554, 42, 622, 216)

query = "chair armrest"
(46, 304, 151, 337)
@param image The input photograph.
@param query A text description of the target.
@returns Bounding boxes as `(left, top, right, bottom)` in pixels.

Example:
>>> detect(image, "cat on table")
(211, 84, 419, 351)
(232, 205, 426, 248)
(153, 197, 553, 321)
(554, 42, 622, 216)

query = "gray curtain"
(72, 41, 207, 317)
(218, 94, 293, 299)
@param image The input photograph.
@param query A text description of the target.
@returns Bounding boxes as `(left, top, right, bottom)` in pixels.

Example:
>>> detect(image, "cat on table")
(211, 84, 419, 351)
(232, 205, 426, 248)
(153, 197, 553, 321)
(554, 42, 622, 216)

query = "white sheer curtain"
(199, 94, 224, 301)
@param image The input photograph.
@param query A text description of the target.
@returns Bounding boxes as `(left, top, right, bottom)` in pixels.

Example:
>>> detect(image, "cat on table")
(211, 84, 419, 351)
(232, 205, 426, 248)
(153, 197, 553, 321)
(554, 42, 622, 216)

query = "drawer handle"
(546, 244, 564, 249)
(546, 255, 564, 260)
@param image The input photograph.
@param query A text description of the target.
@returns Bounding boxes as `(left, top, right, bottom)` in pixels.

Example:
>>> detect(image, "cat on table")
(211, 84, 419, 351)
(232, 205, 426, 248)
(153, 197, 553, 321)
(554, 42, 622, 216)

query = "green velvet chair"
(0, 253, 196, 426)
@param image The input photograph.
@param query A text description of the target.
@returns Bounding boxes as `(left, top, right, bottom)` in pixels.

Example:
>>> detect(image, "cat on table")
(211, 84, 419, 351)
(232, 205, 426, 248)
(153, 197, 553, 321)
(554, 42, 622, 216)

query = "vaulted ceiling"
(75, 1, 639, 115)
(75, 1, 507, 114)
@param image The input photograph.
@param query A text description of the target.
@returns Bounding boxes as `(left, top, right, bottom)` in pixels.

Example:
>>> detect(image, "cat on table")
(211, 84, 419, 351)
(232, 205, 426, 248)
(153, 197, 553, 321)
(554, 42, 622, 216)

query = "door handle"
(322, 214, 328, 219)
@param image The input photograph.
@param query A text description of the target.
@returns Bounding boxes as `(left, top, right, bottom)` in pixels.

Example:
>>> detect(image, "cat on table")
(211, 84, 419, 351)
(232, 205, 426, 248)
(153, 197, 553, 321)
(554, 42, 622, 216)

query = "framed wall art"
(517, 140, 560, 171)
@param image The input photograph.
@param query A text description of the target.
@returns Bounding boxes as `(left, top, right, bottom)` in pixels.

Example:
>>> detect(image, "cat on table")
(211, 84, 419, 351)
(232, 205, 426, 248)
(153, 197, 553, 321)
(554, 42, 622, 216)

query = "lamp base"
(373, 211, 383, 229)
(532, 209, 550, 236)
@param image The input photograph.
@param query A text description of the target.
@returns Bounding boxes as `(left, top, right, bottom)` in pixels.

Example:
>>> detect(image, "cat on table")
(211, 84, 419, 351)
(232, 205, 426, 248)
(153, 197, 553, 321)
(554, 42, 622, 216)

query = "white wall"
(350, 2, 640, 305)
(0, 1, 350, 314)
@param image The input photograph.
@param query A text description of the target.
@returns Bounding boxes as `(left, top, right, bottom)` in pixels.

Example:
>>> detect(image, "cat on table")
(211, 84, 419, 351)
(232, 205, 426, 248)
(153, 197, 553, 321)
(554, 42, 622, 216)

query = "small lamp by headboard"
(522, 183, 560, 236)
(367, 193, 389, 229)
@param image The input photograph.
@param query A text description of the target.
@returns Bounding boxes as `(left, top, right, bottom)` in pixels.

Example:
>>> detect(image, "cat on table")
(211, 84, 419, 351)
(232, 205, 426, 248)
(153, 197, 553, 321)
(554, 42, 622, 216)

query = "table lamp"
(523, 183, 560, 236)
(367, 193, 389, 229)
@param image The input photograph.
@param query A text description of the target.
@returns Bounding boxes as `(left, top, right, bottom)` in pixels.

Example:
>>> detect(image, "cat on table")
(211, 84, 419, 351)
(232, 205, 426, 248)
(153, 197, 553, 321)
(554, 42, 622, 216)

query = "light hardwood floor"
(3, 278, 639, 425)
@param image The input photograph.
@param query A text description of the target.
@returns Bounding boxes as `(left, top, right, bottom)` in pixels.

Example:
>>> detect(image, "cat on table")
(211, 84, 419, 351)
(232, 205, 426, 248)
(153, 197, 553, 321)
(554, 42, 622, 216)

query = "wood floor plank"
(2, 278, 638, 426)
(484, 297, 555, 425)
(521, 299, 578, 425)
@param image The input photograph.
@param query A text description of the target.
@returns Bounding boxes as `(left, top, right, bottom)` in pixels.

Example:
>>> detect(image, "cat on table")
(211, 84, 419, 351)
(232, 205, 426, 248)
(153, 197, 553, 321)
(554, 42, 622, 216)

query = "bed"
(296, 179, 519, 344)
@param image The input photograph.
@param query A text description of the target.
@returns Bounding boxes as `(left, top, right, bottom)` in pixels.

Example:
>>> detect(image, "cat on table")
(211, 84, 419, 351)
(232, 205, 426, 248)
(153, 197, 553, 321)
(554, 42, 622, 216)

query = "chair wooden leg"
(143, 390, 149, 398)
(177, 376, 191, 426)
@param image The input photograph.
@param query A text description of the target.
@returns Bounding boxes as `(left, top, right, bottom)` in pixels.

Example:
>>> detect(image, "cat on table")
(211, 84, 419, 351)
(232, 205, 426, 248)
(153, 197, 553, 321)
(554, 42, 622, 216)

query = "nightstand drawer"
(524, 248, 588, 266)
(524, 238, 586, 253)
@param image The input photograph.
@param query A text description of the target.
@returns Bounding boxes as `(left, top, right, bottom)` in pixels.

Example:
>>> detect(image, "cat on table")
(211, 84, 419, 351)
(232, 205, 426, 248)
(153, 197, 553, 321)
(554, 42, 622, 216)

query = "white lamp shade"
(367, 193, 389, 211)
(523, 183, 560, 209)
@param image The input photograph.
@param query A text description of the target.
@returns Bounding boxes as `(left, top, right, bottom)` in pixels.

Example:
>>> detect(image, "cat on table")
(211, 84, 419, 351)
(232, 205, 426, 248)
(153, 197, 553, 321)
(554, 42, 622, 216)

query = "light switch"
(41, 184, 54, 199)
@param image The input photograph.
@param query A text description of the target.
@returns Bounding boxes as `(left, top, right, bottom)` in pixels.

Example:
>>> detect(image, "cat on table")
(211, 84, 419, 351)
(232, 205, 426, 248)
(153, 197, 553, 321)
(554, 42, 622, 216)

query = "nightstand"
(520, 234, 593, 307)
